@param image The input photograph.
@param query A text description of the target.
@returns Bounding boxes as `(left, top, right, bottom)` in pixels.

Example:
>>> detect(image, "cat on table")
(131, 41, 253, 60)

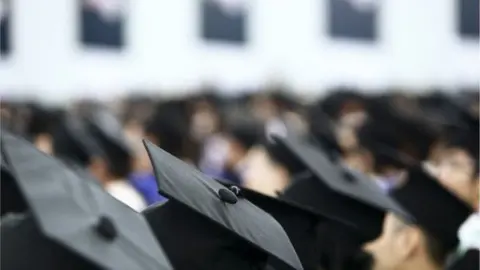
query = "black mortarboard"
(273, 135, 408, 240)
(1, 212, 99, 270)
(0, 143, 27, 216)
(216, 179, 354, 270)
(1, 132, 172, 270)
(390, 166, 473, 251)
(448, 249, 479, 270)
(263, 135, 307, 176)
(84, 107, 133, 178)
(52, 112, 104, 167)
(142, 140, 303, 270)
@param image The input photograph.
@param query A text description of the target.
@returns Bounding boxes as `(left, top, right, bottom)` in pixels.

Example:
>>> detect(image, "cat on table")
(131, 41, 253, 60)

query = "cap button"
(94, 216, 118, 241)
(218, 188, 238, 204)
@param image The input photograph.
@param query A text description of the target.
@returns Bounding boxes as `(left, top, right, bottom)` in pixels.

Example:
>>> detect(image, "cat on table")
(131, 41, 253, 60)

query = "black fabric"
(282, 176, 383, 242)
(143, 140, 303, 270)
(264, 138, 307, 175)
(391, 167, 473, 250)
(218, 179, 349, 270)
(1, 213, 99, 270)
(274, 135, 408, 218)
(0, 151, 28, 216)
(316, 221, 367, 270)
(448, 249, 479, 270)
(143, 201, 270, 270)
(2, 131, 172, 270)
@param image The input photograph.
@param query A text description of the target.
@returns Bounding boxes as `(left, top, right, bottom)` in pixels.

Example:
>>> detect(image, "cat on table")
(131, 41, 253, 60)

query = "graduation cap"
(1, 131, 172, 270)
(390, 166, 473, 251)
(0, 143, 28, 216)
(263, 134, 307, 175)
(142, 140, 303, 270)
(216, 178, 354, 270)
(273, 134, 408, 240)
(52, 112, 104, 167)
(448, 249, 479, 270)
(84, 107, 133, 178)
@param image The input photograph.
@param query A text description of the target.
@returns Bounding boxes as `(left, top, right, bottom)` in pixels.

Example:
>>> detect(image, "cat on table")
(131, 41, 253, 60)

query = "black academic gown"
(316, 221, 367, 270)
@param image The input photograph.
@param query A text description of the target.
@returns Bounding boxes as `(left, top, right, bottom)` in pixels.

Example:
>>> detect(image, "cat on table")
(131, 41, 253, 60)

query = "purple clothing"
(129, 172, 167, 205)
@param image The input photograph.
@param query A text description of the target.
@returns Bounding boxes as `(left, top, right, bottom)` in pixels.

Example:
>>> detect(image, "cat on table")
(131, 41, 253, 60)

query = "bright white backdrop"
(0, 0, 478, 102)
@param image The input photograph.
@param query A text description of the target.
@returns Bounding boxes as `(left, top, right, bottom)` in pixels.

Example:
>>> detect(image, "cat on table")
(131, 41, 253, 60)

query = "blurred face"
(434, 148, 478, 208)
(191, 107, 219, 141)
(362, 213, 420, 270)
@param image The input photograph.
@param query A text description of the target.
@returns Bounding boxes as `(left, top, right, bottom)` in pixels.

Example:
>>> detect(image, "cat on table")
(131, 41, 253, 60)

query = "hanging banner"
(328, 0, 380, 41)
(0, 0, 11, 57)
(458, 0, 479, 39)
(201, 0, 248, 44)
(80, 0, 127, 49)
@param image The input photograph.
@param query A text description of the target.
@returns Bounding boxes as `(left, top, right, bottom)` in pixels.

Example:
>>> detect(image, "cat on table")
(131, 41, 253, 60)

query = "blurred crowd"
(1, 86, 478, 212)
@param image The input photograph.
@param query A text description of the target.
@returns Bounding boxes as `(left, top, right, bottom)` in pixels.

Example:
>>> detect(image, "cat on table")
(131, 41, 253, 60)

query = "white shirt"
(458, 213, 480, 253)
(106, 180, 147, 212)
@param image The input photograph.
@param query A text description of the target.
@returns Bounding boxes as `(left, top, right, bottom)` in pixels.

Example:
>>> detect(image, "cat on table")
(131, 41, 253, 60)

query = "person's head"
(434, 131, 479, 208)
(354, 120, 408, 177)
(359, 166, 474, 270)
(362, 213, 450, 270)
(224, 121, 261, 168)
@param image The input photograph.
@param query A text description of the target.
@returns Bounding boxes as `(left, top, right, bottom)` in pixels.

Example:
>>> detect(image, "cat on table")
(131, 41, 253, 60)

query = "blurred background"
(0, 0, 479, 101)
(0, 0, 479, 209)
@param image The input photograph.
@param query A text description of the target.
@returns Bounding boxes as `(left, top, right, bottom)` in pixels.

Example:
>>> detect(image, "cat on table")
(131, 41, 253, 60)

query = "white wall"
(0, 0, 478, 102)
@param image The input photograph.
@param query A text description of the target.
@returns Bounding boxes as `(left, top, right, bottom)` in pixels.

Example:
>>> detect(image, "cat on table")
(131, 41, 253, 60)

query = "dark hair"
(422, 228, 451, 267)
(394, 217, 450, 266)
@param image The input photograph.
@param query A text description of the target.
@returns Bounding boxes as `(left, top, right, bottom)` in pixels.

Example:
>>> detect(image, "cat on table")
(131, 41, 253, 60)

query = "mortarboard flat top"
(1, 212, 100, 270)
(448, 249, 479, 270)
(2, 131, 172, 270)
(143, 140, 303, 270)
(272, 135, 408, 218)
(391, 166, 473, 250)
(0, 141, 28, 217)
(216, 178, 355, 270)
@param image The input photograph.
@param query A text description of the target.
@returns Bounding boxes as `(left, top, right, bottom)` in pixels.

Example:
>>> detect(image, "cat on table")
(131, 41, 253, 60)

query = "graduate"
(360, 167, 473, 270)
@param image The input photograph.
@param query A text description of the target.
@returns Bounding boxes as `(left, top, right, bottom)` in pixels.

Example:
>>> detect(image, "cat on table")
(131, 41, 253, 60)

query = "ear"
(395, 226, 422, 260)
(473, 179, 479, 211)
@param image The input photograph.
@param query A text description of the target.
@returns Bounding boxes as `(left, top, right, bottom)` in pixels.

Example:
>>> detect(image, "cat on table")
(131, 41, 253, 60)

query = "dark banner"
(328, 0, 379, 41)
(201, 0, 247, 44)
(458, 0, 479, 39)
(0, 0, 11, 57)
(80, 0, 126, 49)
